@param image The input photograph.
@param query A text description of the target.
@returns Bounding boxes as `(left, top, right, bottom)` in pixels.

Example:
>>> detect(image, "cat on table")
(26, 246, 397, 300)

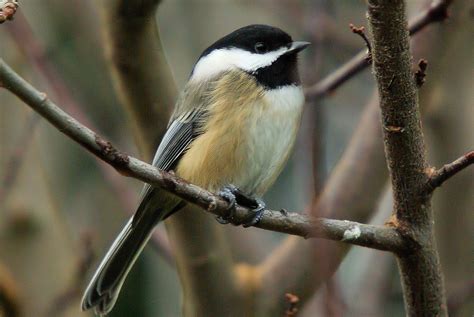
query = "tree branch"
(303, 0, 453, 101)
(0, 58, 405, 253)
(408, 0, 453, 35)
(367, 0, 447, 315)
(426, 150, 474, 192)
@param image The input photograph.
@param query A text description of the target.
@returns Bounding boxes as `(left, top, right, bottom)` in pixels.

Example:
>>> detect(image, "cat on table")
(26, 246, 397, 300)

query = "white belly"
(237, 85, 304, 195)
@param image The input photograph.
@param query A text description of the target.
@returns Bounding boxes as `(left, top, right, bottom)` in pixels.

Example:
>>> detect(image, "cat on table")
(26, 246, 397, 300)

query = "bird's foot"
(241, 196, 265, 228)
(215, 185, 237, 224)
(215, 184, 266, 227)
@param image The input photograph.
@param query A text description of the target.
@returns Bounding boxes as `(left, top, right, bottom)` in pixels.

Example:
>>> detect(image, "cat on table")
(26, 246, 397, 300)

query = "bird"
(81, 24, 309, 315)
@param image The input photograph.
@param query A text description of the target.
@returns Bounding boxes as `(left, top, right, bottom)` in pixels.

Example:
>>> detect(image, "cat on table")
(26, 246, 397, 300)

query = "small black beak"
(285, 41, 311, 55)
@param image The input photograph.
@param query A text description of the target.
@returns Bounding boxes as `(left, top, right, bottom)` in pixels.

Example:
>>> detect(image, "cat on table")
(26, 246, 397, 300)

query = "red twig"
(349, 24, 372, 63)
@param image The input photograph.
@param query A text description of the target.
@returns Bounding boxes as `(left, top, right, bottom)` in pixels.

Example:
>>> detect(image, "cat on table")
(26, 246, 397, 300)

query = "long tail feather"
(81, 209, 161, 315)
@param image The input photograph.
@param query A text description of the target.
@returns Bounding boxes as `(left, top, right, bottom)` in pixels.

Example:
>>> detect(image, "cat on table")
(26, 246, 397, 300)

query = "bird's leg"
(216, 184, 266, 227)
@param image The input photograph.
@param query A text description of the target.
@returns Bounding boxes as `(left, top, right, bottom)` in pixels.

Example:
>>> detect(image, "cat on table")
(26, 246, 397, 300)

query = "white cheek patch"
(190, 47, 288, 82)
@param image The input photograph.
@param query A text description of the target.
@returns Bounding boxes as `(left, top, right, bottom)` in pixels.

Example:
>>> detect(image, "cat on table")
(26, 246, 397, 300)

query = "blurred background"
(0, 0, 472, 316)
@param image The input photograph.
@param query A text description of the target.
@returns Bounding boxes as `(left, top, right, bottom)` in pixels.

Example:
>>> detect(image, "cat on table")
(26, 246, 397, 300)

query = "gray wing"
(152, 78, 213, 172)
(151, 109, 206, 171)
(132, 107, 207, 224)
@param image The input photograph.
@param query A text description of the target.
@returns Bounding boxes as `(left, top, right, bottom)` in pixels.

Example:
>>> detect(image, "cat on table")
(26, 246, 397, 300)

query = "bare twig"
(303, 50, 368, 101)
(304, 0, 454, 101)
(415, 59, 428, 87)
(426, 150, 474, 192)
(367, 0, 447, 315)
(284, 293, 299, 317)
(408, 0, 452, 35)
(0, 58, 406, 253)
(0, 0, 18, 24)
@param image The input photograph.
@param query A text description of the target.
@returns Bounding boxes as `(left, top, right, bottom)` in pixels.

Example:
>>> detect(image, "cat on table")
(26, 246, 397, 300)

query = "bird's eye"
(254, 42, 267, 53)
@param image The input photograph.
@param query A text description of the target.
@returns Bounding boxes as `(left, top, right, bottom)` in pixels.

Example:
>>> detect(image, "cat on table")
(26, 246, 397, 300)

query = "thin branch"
(0, 58, 406, 253)
(0, 0, 18, 24)
(303, 50, 368, 101)
(304, 0, 453, 101)
(408, 0, 453, 35)
(367, 0, 447, 315)
(426, 150, 474, 192)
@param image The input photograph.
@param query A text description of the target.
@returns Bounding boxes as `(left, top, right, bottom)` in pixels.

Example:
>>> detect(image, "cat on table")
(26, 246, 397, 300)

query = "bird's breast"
(177, 72, 304, 196)
(240, 85, 304, 194)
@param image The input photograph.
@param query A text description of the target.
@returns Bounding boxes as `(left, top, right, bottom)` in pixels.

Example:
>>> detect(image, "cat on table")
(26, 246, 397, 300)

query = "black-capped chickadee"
(81, 24, 309, 314)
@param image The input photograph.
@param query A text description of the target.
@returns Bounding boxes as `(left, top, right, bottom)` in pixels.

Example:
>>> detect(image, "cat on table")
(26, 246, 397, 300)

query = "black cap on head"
(192, 24, 309, 89)
(199, 24, 293, 59)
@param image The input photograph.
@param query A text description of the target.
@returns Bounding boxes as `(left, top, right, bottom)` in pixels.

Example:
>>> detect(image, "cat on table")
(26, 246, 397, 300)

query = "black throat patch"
(250, 53, 300, 89)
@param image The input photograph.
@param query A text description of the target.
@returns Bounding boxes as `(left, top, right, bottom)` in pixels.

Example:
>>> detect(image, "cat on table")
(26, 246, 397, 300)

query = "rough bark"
(367, 1, 447, 315)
